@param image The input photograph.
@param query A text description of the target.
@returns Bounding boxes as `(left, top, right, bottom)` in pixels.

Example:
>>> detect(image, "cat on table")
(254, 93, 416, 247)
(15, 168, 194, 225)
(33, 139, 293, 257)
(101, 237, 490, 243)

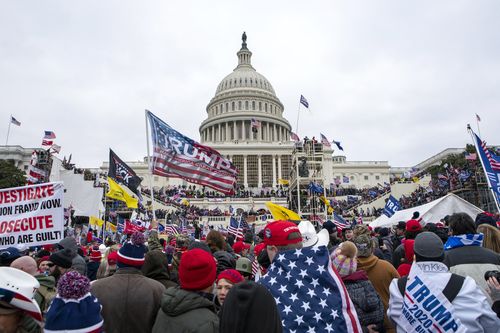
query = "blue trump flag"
(471, 130, 500, 209)
(259, 246, 362, 332)
(383, 195, 401, 217)
(308, 182, 324, 194)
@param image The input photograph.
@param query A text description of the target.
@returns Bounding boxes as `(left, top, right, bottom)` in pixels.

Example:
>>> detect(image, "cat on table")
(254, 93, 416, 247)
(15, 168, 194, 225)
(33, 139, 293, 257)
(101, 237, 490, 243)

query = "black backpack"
(397, 273, 465, 303)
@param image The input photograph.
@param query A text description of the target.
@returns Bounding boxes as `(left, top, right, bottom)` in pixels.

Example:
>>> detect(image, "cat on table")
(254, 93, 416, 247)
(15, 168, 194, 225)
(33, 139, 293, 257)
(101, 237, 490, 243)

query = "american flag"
(165, 224, 180, 236)
(291, 132, 300, 142)
(44, 131, 56, 139)
(117, 217, 125, 233)
(479, 137, 500, 171)
(251, 118, 261, 128)
(310, 214, 324, 225)
(42, 139, 53, 146)
(320, 133, 331, 148)
(332, 213, 350, 230)
(228, 217, 244, 239)
(10, 116, 21, 126)
(147, 110, 238, 195)
(251, 257, 260, 276)
(259, 246, 362, 332)
(464, 152, 477, 161)
(300, 95, 309, 108)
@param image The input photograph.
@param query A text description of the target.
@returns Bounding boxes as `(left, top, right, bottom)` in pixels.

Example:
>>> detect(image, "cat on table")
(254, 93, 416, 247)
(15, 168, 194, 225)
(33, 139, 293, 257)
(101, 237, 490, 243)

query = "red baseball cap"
(263, 221, 302, 246)
(406, 219, 422, 232)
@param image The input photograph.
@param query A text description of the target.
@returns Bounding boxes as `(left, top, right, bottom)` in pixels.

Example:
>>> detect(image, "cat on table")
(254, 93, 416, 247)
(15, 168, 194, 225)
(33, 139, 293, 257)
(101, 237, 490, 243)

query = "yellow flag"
(89, 216, 104, 227)
(106, 223, 117, 232)
(278, 178, 289, 185)
(106, 177, 138, 209)
(412, 176, 420, 183)
(265, 202, 301, 222)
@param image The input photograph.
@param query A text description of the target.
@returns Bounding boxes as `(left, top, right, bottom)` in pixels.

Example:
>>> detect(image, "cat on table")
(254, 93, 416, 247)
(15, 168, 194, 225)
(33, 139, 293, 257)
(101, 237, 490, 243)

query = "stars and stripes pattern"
(300, 95, 309, 108)
(259, 246, 361, 333)
(332, 213, 350, 230)
(228, 217, 244, 239)
(480, 138, 500, 171)
(42, 139, 53, 146)
(44, 131, 56, 139)
(165, 224, 180, 236)
(471, 130, 500, 207)
(291, 132, 300, 142)
(320, 133, 331, 148)
(147, 111, 238, 195)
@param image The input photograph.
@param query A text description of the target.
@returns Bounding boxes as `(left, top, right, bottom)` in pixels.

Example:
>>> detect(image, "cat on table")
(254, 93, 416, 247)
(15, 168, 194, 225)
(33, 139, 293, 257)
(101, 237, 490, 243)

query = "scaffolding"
(288, 140, 327, 223)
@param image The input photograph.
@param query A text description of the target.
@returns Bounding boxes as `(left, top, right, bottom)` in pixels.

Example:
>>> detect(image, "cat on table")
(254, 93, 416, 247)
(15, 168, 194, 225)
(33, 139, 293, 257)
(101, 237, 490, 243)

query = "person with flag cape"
(259, 221, 363, 332)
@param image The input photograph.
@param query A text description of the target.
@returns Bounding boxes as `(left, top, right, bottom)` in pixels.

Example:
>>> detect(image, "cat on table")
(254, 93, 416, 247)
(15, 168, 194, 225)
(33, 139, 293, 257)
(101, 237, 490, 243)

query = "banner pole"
(145, 110, 157, 220)
(467, 125, 500, 213)
(295, 103, 301, 136)
(5, 115, 12, 145)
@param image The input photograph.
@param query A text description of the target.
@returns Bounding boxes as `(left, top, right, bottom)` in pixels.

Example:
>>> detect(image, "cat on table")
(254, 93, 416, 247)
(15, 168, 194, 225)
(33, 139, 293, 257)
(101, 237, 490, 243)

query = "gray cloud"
(1, 0, 499, 168)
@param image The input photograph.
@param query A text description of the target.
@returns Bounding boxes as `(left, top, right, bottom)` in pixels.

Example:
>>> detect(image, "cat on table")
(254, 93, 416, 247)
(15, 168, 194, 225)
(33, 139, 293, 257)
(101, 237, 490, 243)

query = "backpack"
(397, 273, 465, 303)
(36, 283, 57, 313)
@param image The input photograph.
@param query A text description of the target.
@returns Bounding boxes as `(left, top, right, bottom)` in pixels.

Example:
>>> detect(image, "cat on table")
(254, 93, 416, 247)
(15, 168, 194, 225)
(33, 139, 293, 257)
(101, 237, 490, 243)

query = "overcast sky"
(1, 1, 499, 169)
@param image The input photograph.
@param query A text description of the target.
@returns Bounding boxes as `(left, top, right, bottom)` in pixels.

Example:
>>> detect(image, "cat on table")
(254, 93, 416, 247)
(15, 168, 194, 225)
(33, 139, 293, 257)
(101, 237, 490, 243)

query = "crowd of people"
(1, 209, 499, 332)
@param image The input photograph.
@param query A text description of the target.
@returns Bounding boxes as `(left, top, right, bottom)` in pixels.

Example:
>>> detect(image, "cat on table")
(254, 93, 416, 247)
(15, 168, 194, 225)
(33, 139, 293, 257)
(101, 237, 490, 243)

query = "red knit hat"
(179, 249, 216, 291)
(406, 220, 422, 232)
(216, 269, 244, 285)
(263, 221, 302, 246)
(107, 251, 118, 265)
(253, 242, 266, 257)
(232, 241, 250, 255)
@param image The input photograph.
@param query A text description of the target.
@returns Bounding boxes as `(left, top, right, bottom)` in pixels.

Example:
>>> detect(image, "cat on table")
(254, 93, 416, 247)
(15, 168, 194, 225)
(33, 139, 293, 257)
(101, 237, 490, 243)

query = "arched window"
(265, 103, 268, 112)
(252, 101, 255, 110)
(232, 101, 235, 110)
(225, 103, 229, 112)
(215, 106, 218, 115)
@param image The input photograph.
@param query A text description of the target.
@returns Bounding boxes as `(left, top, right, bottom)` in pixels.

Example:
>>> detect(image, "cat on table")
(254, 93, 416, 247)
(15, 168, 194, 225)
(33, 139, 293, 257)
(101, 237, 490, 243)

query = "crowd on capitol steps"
(1, 211, 500, 333)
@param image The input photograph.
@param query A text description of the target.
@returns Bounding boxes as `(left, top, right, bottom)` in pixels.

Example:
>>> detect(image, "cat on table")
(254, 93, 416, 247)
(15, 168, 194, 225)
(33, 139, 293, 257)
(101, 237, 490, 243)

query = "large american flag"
(165, 224, 180, 236)
(332, 213, 350, 230)
(147, 111, 238, 195)
(479, 137, 500, 171)
(259, 246, 362, 332)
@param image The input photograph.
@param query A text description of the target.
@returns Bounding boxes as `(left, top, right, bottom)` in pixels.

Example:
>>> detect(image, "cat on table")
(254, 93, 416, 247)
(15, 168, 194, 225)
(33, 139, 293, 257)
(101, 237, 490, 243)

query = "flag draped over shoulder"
(146, 111, 238, 195)
(106, 177, 138, 209)
(108, 149, 142, 195)
(259, 246, 362, 332)
(265, 202, 301, 222)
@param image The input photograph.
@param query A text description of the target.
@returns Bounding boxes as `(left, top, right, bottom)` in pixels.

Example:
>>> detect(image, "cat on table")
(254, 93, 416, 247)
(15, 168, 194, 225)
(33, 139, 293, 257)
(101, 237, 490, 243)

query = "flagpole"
(5, 115, 12, 145)
(476, 115, 482, 138)
(145, 110, 157, 220)
(295, 103, 301, 136)
(467, 124, 500, 213)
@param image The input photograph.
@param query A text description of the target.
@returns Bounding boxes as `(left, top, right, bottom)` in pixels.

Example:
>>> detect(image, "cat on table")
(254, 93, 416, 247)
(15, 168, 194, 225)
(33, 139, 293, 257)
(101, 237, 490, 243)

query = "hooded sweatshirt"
(219, 281, 282, 333)
(58, 237, 87, 275)
(152, 287, 219, 333)
(357, 254, 399, 333)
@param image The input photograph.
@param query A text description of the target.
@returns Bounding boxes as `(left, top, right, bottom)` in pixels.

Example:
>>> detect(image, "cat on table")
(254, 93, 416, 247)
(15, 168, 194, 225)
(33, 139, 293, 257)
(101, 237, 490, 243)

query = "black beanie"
(219, 281, 282, 333)
(49, 249, 73, 269)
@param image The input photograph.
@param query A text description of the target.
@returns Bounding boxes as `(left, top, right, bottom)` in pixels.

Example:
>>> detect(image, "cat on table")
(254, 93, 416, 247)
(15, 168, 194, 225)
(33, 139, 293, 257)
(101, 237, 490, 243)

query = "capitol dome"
(199, 33, 292, 145)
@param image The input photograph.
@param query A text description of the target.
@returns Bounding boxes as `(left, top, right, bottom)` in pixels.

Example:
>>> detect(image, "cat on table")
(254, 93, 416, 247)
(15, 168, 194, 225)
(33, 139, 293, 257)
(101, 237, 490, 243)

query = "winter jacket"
(444, 243, 500, 304)
(213, 250, 236, 275)
(34, 274, 56, 314)
(153, 287, 219, 333)
(58, 237, 87, 275)
(392, 243, 405, 269)
(142, 231, 177, 289)
(342, 270, 384, 331)
(357, 254, 399, 333)
(86, 261, 100, 281)
(388, 261, 500, 332)
(90, 267, 165, 333)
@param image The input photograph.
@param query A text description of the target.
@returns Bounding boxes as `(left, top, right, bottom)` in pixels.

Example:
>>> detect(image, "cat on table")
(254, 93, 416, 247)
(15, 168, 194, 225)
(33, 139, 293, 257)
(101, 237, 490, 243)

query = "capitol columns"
(272, 154, 277, 187)
(233, 121, 237, 140)
(243, 155, 248, 187)
(257, 154, 262, 188)
(277, 155, 282, 180)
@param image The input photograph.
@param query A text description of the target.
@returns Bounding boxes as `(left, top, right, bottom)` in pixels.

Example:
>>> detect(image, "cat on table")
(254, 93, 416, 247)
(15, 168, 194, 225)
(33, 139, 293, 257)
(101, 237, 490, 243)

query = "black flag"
(108, 149, 142, 195)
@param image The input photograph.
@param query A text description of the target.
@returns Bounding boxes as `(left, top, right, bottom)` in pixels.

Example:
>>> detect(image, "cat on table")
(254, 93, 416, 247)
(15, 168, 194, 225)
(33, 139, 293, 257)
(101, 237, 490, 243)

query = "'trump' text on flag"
(146, 111, 238, 195)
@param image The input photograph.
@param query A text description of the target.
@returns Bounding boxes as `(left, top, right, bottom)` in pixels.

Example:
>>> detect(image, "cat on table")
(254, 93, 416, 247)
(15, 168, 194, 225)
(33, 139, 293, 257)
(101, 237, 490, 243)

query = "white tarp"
(369, 193, 483, 229)
(50, 160, 103, 217)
